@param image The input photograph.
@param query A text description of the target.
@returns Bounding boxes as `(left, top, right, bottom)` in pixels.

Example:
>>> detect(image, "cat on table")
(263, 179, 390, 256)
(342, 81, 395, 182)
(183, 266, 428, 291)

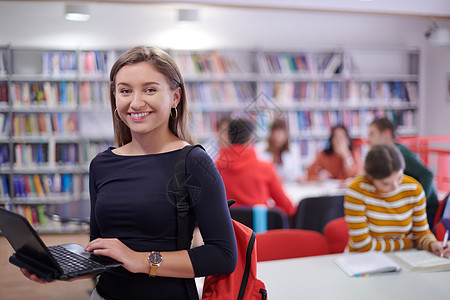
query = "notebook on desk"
(335, 251, 401, 277)
(0, 208, 122, 282)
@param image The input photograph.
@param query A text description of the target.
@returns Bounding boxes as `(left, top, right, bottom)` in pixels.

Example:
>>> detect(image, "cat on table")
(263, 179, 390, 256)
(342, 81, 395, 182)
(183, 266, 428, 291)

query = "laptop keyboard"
(48, 245, 104, 274)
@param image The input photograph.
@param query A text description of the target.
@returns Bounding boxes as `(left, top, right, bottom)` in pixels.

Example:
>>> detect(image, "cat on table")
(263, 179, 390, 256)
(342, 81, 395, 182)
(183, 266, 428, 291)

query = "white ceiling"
(1, 0, 449, 50)
(6, 0, 450, 18)
(164, 0, 450, 17)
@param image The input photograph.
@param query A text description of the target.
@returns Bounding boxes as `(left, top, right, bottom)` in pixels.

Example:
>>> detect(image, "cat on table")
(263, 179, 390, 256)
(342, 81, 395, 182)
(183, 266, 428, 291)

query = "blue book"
(60, 82, 67, 105)
(62, 174, 71, 193)
(36, 144, 43, 164)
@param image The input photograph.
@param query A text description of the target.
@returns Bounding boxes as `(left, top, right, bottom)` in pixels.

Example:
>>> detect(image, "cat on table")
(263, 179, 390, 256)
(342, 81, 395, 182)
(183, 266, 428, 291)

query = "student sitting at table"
(215, 118, 296, 216)
(344, 143, 450, 257)
(367, 117, 439, 227)
(307, 125, 361, 181)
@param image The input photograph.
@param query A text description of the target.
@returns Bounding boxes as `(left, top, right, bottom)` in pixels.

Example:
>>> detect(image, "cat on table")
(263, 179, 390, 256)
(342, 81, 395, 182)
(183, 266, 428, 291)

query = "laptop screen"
(0, 208, 60, 271)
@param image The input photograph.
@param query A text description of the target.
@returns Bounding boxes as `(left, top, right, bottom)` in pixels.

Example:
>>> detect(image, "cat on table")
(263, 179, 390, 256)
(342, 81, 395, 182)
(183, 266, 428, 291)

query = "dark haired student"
(368, 117, 439, 227)
(21, 46, 237, 300)
(345, 143, 449, 257)
(215, 118, 296, 216)
(307, 125, 361, 181)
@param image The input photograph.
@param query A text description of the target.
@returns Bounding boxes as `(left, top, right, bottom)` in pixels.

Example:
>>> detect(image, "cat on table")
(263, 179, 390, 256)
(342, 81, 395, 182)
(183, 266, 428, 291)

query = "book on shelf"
(390, 250, 450, 272)
(335, 251, 401, 277)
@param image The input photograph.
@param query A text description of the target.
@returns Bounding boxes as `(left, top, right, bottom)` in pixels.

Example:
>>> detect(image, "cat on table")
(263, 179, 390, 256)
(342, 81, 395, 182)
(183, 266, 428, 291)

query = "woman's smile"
(129, 111, 151, 121)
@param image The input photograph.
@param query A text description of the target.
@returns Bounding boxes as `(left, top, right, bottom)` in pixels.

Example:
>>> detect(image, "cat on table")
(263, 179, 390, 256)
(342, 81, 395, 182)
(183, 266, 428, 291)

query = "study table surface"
(257, 253, 450, 300)
(283, 180, 347, 205)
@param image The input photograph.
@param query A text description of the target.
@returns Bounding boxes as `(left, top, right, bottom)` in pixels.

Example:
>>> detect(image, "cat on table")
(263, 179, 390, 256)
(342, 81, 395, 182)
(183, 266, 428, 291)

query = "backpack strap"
(173, 144, 204, 300)
(237, 230, 256, 300)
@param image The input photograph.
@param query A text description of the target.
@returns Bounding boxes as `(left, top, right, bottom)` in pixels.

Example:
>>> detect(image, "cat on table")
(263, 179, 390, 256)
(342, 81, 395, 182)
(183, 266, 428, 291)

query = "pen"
(441, 230, 449, 258)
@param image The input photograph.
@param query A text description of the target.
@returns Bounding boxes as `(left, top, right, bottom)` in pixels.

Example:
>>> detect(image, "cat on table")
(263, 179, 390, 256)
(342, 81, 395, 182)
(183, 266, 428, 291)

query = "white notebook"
(335, 252, 401, 277)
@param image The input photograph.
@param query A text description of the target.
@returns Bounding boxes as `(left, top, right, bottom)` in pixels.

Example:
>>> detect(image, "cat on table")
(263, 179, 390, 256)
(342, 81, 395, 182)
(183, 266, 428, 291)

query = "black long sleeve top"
(89, 146, 237, 300)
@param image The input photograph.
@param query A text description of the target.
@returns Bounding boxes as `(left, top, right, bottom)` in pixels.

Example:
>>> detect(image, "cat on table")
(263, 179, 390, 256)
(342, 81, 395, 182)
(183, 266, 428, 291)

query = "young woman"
(255, 118, 303, 182)
(22, 46, 238, 299)
(345, 143, 449, 257)
(307, 125, 361, 181)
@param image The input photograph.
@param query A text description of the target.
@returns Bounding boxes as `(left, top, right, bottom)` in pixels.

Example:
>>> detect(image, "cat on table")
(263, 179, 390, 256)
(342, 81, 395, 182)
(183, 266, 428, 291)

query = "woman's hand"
(20, 268, 50, 284)
(85, 238, 147, 274)
(333, 139, 351, 159)
(430, 241, 450, 258)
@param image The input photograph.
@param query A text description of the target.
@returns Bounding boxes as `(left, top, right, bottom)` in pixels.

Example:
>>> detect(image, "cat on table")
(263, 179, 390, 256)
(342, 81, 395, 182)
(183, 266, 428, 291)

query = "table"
(283, 180, 347, 205)
(257, 253, 450, 300)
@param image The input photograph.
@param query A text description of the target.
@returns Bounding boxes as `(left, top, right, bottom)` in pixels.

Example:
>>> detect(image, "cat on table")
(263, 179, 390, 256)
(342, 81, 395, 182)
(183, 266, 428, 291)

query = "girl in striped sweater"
(344, 143, 450, 257)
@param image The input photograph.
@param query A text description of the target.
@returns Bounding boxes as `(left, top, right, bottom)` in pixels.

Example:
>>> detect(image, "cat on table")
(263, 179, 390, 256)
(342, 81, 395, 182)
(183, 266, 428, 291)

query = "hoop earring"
(170, 107, 178, 119)
(114, 108, 121, 122)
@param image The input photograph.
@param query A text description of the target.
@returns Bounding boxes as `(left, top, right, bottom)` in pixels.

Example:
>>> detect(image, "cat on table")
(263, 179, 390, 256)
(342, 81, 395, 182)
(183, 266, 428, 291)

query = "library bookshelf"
(0, 46, 420, 233)
(174, 47, 419, 170)
(0, 47, 118, 233)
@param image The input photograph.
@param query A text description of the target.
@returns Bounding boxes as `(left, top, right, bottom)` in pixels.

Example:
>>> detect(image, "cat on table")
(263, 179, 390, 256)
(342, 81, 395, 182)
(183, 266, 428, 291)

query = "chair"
(435, 218, 450, 241)
(432, 192, 449, 231)
(293, 195, 345, 233)
(229, 206, 289, 231)
(323, 216, 349, 253)
(256, 229, 330, 262)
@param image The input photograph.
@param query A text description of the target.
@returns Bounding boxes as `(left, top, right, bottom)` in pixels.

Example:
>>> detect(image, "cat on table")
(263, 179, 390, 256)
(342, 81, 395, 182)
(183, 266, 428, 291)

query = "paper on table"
(335, 252, 401, 277)
(390, 250, 450, 272)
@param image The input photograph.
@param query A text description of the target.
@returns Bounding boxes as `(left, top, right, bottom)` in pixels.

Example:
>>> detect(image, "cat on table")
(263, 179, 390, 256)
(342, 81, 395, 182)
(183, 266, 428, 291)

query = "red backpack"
(173, 145, 267, 300)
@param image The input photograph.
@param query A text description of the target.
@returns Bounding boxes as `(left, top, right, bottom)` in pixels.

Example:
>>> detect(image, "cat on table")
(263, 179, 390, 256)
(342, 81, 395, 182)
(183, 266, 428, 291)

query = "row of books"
(257, 52, 343, 75)
(258, 81, 417, 104)
(286, 109, 415, 136)
(186, 82, 254, 104)
(55, 143, 79, 165)
(42, 51, 115, 76)
(79, 51, 115, 75)
(0, 205, 48, 227)
(79, 81, 110, 108)
(11, 82, 78, 108)
(12, 113, 78, 136)
(13, 143, 79, 167)
(14, 143, 48, 166)
(43, 51, 78, 75)
(191, 108, 416, 140)
(83, 141, 114, 164)
(12, 173, 73, 197)
(173, 51, 252, 75)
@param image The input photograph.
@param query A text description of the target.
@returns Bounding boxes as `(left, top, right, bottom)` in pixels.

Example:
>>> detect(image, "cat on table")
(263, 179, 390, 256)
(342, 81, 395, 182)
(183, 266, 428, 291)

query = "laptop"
(0, 208, 122, 282)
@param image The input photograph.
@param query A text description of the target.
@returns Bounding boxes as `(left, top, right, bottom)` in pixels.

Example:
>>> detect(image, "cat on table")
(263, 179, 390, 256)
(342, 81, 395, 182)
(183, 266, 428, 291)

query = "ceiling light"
(65, 3, 90, 22)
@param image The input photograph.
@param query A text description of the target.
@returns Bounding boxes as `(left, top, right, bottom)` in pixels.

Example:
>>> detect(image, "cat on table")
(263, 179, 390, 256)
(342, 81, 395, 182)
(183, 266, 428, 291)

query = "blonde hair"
(109, 46, 195, 146)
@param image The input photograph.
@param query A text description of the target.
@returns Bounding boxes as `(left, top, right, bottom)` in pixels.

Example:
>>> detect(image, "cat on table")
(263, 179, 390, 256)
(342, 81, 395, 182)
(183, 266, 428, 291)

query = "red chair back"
(323, 217, 349, 253)
(256, 229, 330, 262)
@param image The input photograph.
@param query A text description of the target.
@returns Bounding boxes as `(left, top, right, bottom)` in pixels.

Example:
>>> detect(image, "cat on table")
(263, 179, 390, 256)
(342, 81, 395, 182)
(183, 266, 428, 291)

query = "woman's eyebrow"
(116, 81, 161, 86)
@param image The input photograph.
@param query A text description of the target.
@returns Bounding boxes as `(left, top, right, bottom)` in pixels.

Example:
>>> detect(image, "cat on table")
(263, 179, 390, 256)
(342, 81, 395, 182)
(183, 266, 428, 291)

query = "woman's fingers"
(20, 268, 48, 284)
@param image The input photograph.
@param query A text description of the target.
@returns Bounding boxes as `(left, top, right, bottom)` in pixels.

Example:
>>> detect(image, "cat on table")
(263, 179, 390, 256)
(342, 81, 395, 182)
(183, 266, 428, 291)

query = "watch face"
(149, 252, 162, 264)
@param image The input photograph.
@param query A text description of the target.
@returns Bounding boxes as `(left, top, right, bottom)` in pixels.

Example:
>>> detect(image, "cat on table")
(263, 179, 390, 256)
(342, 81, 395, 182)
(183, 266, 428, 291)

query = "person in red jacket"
(215, 118, 296, 216)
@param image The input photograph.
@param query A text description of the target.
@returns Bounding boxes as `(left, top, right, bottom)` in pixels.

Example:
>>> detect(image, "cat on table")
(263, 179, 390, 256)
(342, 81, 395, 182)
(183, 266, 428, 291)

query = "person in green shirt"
(367, 118, 439, 227)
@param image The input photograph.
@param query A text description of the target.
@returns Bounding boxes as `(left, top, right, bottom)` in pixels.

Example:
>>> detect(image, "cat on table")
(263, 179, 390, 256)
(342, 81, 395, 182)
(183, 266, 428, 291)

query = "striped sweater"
(345, 175, 437, 252)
